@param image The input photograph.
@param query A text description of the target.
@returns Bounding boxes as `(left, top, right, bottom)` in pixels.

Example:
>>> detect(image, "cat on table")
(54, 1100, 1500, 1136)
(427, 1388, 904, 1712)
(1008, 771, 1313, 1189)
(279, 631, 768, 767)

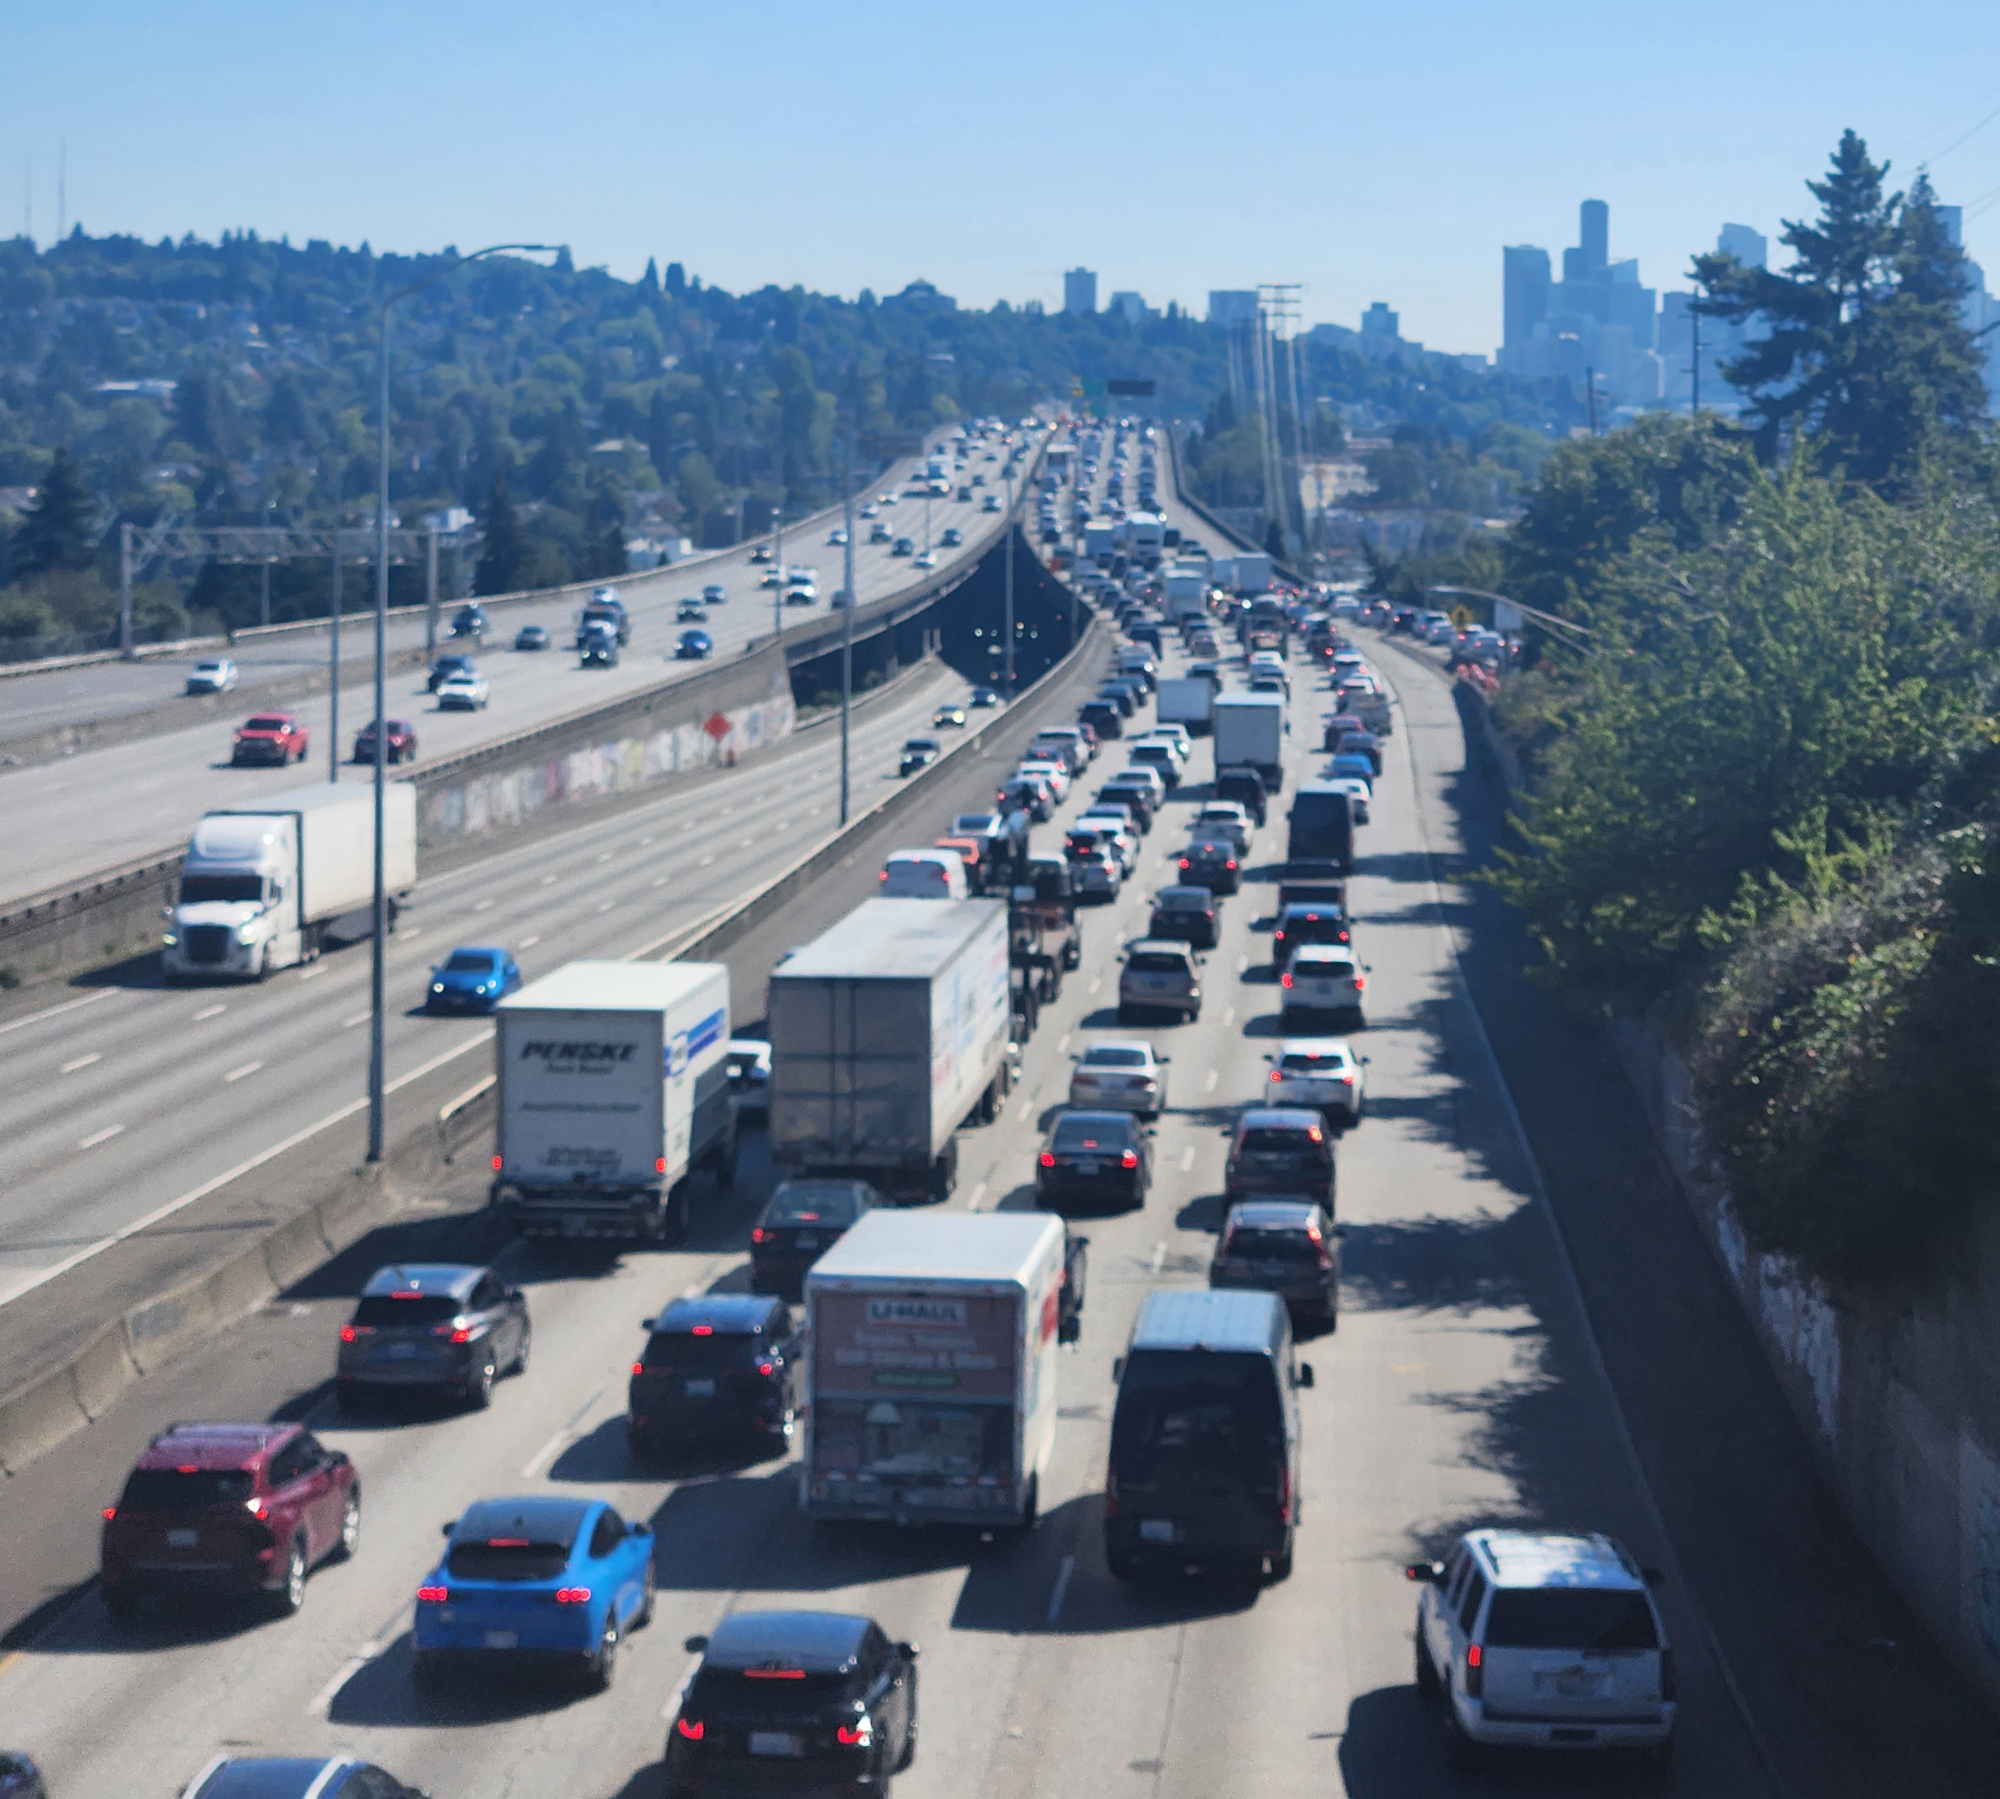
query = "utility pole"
(424, 525, 440, 651)
(1690, 303, 1702, 416)
(118, 523, 133, 659)
(840, 434, 855, 825)
(772, 426, 785, 643)
(1003, 465, 1016, 698)
(329, 539, 342, 781)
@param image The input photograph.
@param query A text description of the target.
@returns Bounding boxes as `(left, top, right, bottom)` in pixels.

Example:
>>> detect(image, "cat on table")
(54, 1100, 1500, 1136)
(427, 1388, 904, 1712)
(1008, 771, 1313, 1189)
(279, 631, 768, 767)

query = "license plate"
(748, 1731, 803, 1758)
(1256, 1263, 1291, 1280)
(483, 1630, 518, 1650)
(1138, 1519, 1176, 1544)
(793, 1234, 818, 1250)
(1075, 1160, 1101, 1176)
(166, 1528, 198, 1548)
(684, 1378, 716, 1398)
(381, 1341, 420, 1359)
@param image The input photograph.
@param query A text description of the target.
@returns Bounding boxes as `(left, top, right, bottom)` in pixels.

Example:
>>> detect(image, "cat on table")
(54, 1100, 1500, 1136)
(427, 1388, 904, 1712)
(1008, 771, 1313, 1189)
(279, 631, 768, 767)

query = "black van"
(1286, 782, 1355, 873)
(1104, 1289, 1312, 1582)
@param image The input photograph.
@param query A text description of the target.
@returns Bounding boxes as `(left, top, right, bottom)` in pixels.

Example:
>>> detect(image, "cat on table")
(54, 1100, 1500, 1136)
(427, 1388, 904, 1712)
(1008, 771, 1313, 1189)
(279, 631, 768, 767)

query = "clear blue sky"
(9, 0, 2000, 355)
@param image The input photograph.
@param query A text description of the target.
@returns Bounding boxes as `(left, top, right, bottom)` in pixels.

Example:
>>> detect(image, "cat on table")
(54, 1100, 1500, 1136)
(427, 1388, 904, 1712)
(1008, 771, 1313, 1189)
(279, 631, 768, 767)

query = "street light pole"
(329, 539, 341, 782)
(840, 434, 856, 826)
(1003, 466, 1015, 699)
(368, 242, 557, 1164)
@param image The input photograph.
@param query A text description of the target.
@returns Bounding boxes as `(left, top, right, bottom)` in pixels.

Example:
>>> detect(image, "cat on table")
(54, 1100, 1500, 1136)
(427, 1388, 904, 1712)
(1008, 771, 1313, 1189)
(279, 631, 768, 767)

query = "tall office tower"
(1063, 268, 1097, 315)
(1503, 245, 1552, 349)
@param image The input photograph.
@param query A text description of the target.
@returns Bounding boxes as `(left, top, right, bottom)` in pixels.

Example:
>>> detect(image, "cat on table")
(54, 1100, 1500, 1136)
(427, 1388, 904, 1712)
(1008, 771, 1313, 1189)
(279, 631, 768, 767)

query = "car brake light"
(1337, 1073, 1354, 1084)
(751, 1228, 772, 1244)
(339, 1325, 357, 1342)
(632, 1361, 645, 1376)
(1178, 858, 1190, 869)
(1354, 975, 1366, 990)
(656, 1157, 667, 1174)
(692, 1324, 713, 1336)
(417, 1584, 449, 1603)
(758, 1362, 774, 1377)
(1226, 859, 1237, 870)
(836, 1720, 874, 1747)
(447, 1327, 474, 1344)
(1120, 1150, 1139, 1169)
(177, 1464, 198, 1474)
(102, 1506, 117, 1522)
(246, 1497, 269, 1519)
(1308, 1125, 1323, 1143)
(1269, 1069, 1282, 1081)
(676, 1718, 705, 1741)
(743, 1668, 807, 1680)
(1039, 1151, 1055, 1167)
(554, 1586, 592, 1603)
(1281, 973, 1292, 988)
(1465, 1643, 1484, 1697)
(492, 1155, 503, 1172)
(1277, 1464, 1292, 1524)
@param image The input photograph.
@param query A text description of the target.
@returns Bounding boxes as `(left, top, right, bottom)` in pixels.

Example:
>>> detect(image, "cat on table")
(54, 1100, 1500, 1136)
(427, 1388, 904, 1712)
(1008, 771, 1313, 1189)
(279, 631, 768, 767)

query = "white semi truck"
(767, 898, 1011, 1201)
(802, 1209, 1068, 1529)
(162, 782, 416, 982)
(489, 960, 735, 1243)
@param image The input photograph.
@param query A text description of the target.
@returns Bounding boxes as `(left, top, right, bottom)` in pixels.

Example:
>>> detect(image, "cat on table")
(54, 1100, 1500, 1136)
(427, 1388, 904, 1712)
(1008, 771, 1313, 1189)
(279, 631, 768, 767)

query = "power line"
(1918, 96, 2000, 168)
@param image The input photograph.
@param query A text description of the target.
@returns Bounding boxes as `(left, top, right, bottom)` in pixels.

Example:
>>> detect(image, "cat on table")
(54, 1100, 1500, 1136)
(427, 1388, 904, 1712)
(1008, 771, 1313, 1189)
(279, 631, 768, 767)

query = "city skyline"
(6, 1, 2000, 355)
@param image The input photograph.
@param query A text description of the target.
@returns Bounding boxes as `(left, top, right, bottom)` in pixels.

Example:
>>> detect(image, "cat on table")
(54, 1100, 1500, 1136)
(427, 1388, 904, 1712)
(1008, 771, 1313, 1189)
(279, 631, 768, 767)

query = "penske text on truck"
(802, 1210, 1066, 1528)
(489, 960, 734, 1243)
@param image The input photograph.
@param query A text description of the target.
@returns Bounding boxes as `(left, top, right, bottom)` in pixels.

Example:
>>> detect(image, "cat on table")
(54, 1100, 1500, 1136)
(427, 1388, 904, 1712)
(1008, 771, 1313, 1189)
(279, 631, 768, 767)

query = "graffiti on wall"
(418, 690, 795, 848)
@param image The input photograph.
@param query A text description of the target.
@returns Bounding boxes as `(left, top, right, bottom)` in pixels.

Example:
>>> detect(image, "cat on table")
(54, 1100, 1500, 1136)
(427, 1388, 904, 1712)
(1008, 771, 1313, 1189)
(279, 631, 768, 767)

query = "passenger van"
(877, 850, 968, 900)
(1104, 1289, 1313, 1582)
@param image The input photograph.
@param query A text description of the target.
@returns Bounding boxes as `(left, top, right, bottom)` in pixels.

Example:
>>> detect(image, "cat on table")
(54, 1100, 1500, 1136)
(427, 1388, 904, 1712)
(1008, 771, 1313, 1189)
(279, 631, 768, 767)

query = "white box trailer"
(768, 898, 1011, 1201)
(163, 782, 417, 981)
(803, 1209, 1067, 1528)
(1213, 691, 1287, 786)
(1155, 676, 1214, 734)
(490, 960, 734, 1243)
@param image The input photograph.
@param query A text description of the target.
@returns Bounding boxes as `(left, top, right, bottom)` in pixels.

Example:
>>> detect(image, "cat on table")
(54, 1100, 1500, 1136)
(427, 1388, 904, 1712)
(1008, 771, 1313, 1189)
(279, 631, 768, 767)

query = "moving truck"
(1228, 551, 1275, 594)
(1084, 520, 1118, 564)
(1213, 692, 1287, 788)
(1163, 568, 1210, 621)
(1120, 512, 1165, 567)
(768, 898, 1011, 1201)
(802, 1210, 1068, 1528)
(162, 782, 416, 981)
(1155, 676, 1215, 735)
(489, 960, 735, 1243)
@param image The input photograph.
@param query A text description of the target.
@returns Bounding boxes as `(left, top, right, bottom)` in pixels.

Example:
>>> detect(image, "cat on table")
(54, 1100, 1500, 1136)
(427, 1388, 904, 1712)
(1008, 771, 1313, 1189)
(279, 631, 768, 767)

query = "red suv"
(231, 712, 309, 766)
(100, 1422, 359, 1621)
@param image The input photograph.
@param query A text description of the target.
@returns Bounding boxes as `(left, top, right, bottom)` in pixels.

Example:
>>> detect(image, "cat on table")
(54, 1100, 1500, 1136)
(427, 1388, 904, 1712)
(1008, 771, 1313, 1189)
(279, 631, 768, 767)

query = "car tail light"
(1354, 975, 1366, 990)
(1465, 1643, 1484, 1697)
(676, 1718, 705, 1741)
(554, 1586, 592, 1604)
(1307, 1125, 1323, 1143)
(757, 1361, 775, 1377)
(1226, 859, 1237, 870)
(417, 1584, 449, 1603)
(1277, 1465, 1293, 1524)
(1270, 1069, 1282, 1081)
(246, 1497, 270, 1520)
(631, 1361, 645, 1376)
(655, 1156, 667, 1174)
(1281, 973, 1292, 988)
(1659, 1647, 1676, 1701)
(102, 1506, 117, 1522)
(751, 1228, 772, 1244)
(339, 1325, 357, 1342)
(492, 1155, 503, 1172)
(1178, 858, 1190, 869)
(836, 1719, 874, 1748)
(448, 1327, 474, 1344)
(1039, 1151, 1055, 1167)
(692, 1324, 713, 1336)
(1120, 1150, 1139, 1169)
(1337, 1073, 1354, 1084)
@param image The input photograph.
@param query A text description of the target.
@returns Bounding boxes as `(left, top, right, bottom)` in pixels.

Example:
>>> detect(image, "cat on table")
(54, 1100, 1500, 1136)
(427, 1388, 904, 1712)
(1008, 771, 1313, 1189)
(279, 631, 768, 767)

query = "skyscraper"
(1361, 302, 1399, 339)
(1717, 223, 1768, 269)
(1500, 200, 1661, 404)
(1063, 268, 1097, 316)
(1503, 246, 1552, 349)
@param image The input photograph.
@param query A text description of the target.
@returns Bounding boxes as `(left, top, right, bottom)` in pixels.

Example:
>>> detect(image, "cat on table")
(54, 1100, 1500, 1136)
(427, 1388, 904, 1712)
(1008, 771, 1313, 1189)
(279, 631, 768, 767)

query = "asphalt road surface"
(0, 429, 1036, 904)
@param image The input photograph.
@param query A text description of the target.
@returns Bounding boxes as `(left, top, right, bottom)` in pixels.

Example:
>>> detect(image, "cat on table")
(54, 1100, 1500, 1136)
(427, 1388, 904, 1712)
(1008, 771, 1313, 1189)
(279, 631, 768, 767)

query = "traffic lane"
(0, 667, 971, 1308)
(0, 460, 1011, 905)
(1366, 629, 2000, 1794)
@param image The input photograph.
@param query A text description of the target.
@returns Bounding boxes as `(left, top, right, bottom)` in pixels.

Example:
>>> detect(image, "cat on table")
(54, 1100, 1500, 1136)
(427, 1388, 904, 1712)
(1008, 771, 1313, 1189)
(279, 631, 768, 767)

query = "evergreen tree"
(640, 257, 660, 296)
(1694, 131, 1989, 488)
(1263, 517, 1287, 562)
(473, 474, 527, 596)
(664, 261, 687, 299)
(586, 481, 627, 580)
(16, 447, 95, 576)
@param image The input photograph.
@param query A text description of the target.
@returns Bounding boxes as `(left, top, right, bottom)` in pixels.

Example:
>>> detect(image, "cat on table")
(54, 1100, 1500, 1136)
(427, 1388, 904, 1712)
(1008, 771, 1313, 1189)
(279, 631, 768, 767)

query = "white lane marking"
(519, 934, 541, 949)
(699, 853, 716, 867)
(474, 898, 496, 911)
(1179, 1146, 1195, 1172)
(1237, 953, 1248, 973)
(1087, 976, 1101, 994)
(968, 1182, 988, 1211)
(652, 877, 669, 888)
(342, 1011, 370, 1028)
(1055, 1032, 1070, 1054)
(298, 965, 326, 981)
(307, 1594, 415, 1716)
(522, 1380, 611, 1479)
(0, 987, 116, 1039)
(79, 1124, 126, 1149)
(1204, 1069, 1217, 1092)
(597, 852, 614, 864)
(1149, 1241, 1166, 1274)
(598, 901, 615, 913)
(542, 874, 558, 885)
(738, 836, 756, 848)
(193, 1004, 227, 1021)
(1223, 1006, 1235, 1026)
(224, 1060, 265, 1084)
(640, 836, 655, 846)
(663, 1651, 706, 1718)
(59, 1053, 102, 1074)
(1046, 1553, 1076, 1624)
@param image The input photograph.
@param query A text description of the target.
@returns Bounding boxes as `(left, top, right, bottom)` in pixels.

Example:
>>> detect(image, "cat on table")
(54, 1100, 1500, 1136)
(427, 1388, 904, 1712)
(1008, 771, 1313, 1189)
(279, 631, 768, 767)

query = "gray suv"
(336, 1262, 531, 1412)
(1118, 939, 1202, 1024)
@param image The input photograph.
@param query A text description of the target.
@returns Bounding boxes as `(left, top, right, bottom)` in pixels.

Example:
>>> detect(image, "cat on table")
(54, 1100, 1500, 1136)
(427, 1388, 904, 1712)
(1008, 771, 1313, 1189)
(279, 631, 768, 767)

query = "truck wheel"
(713, 1138, 739, 1191)
(661, 1186, 691, 1247)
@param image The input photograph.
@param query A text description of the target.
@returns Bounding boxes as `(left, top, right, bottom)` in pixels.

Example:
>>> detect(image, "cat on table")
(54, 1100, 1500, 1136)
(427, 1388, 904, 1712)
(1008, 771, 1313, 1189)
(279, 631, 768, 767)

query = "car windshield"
(953, 814, 997, 833)
(1082, 1048, 1149, 1069)
(1239, 1126, 1323, 1154)
(180, 874, 263, 904)
(687, 1665, 855, 1717)
(1111, 1350, 1283, 1463)
(446, 1538, 572, 1582)
(1127, 951, 1188, 975)
(120, 1467, 254, 1510)
(1051, 1115, 1136, 1152)
(765, 1185, 860, 1226)
(1280, 1051, 1350, 1072)
(1483, 1587, 1660, 1651)
(244, 716, 289, 731)
(1225, 1225, 1320, 1260)
(445, 951, 499, 973)
(354, 1294, 459, 1328)
(640, 1329, 758, 1369)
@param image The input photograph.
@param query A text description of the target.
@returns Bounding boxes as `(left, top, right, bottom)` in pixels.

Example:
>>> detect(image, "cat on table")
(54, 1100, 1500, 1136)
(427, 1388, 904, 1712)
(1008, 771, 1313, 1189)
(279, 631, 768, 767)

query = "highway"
(0, 429, 1038, 905)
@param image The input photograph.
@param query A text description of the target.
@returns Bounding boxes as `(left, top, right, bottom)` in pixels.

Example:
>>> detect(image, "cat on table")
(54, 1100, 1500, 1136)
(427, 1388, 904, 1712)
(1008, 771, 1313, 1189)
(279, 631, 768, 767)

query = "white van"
(878, 849, 968, 899)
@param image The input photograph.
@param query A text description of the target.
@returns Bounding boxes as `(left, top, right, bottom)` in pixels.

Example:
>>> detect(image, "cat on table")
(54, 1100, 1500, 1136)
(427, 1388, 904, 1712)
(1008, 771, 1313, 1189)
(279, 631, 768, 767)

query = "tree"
(1262, 517, 1286, 562)
(664, 261, 687, 299)
(585, 481, 627, 580)
(1694, 131, 1989, 488)
(473, 474, 527, 596)
(15, 447, 94, 576)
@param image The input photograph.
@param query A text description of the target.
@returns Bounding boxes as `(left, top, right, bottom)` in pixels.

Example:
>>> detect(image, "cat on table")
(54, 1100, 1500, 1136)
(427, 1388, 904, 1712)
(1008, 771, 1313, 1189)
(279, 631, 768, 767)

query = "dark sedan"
(628, 1294, 800, 1453)
(352, 719, 418, 765)
(514, 623, 551, 651)
(676, 628, 713, 660)
(427, 653, 476, 693)
(1079, 699, 1124, 739)
(750, 1179, 880, 1301)
(1149, 884, 1220, 948)
(1176, 837, 1241, 894)
(1036, 1109, 1150, 1214)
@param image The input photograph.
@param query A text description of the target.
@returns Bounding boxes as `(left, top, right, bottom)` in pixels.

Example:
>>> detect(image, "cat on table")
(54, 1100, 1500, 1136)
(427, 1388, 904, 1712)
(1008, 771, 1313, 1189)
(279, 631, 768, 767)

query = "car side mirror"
(632, 1521, 652, 1537)
(1296, 1362, 1315, 1388)
(684, 1633, 710, 1654)
(640, 1317, 655, 1330)
(1112, 1356, 1126, 1383)
(1059, 1315, 1081, 1345)
(1405, 1560, 1446, 1584)
(896, 1640, 920, 1661)
(1641, 1566, 1665, 1585)
(441, 1520, 456, 1537)
(1361, 1055, 1372, 1065)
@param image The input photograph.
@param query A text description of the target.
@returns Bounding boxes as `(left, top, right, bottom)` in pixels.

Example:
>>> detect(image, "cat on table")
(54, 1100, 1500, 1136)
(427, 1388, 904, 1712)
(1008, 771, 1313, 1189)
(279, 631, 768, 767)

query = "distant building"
(1308, 302, 1443, 369)
(1208, 290, 1259, 327)
(1938, 206, 2000, 416)
(1107, 290, 1151, 324)
(1500, 199, 1661, 406)
(1360, 302, 1399, 340)
(1063, 268, 1097, 315)
(1717, 222, 1768, 270)
(1659, 223, 1770, 412)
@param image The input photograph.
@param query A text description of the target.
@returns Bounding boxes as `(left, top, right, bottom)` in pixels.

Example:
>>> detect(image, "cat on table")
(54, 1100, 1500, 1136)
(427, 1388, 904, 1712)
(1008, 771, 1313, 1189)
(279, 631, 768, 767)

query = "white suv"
(1410, 1530, 1675, 1769)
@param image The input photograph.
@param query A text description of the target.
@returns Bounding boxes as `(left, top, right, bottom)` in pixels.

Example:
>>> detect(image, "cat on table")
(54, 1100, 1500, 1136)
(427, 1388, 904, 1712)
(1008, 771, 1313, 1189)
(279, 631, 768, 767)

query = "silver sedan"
(1068, 1040, 1169, 1117)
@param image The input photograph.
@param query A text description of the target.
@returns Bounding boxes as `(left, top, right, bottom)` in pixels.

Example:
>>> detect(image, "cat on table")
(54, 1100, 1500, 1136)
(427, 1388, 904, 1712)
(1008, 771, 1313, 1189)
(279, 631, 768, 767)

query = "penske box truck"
(489, 960, 735, 1243)
(768, 898, 1011, 1201)
(802, 1209, 1067, 1529)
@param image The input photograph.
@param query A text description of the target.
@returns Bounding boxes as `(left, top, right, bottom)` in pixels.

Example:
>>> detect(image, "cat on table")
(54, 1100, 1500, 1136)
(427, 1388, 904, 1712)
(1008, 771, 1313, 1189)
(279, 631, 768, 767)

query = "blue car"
(414, 1496, 655, 1691)
(1326, 752, 1376, 788)
(427, 946, 523, 1015)
(676, 628, 713, 660)
(182, 1759, 419, 1799)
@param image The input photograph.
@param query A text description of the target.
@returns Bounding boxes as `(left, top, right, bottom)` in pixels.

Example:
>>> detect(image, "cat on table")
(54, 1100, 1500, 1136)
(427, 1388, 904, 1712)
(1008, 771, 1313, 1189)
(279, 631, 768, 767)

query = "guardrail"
(1166, 429, 1309, 587)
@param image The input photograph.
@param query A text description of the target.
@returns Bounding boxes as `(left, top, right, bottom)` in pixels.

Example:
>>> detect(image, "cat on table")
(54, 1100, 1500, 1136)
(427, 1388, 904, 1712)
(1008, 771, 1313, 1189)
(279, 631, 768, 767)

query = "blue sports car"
(413, 1496, 655, 1690)
(426, 946, 523, 1015)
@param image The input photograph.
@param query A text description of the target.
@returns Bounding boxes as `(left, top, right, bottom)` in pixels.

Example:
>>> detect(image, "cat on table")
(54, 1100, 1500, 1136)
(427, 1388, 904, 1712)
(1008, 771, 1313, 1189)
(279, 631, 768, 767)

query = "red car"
(100, 1421, 359, 1621)
(232, 712, 309, 766)
(352, 718, 418, 764)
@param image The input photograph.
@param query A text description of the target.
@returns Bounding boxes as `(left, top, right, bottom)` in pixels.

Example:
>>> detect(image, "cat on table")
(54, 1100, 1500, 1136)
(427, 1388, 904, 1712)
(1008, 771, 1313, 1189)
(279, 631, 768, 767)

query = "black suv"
(629, 1295, 799, 1453)
(426, 652, 476, 694)
(1271, 902, 1351, 971)
(750, 1180, 881, 1301)
(1149, 885, 1219, 948)
(1215, 765, 1269, 826)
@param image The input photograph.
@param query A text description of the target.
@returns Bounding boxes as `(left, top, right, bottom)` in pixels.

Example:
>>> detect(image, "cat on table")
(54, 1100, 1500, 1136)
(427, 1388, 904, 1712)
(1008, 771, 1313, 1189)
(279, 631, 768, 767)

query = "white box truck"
(1120, 511, 1165, 567)
(489, 960, 735, 1244)
(1229, 550, 1275, 594)
(1084, 520, 1118, 564)
(768, 898, 1011, 1202)
(1163, 567, 1210, 622)
(1213, 692, 1287, 787)
(1155, 676, 1215, 735)
(802, 1209, 1067, 1528)
(162, 782, 416, 982)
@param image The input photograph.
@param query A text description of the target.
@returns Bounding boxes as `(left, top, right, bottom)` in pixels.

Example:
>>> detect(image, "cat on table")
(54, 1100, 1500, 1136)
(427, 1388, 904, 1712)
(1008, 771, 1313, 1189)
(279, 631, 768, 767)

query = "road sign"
(703, 711, 732, 741)
(1106, 378, 1156, 397)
